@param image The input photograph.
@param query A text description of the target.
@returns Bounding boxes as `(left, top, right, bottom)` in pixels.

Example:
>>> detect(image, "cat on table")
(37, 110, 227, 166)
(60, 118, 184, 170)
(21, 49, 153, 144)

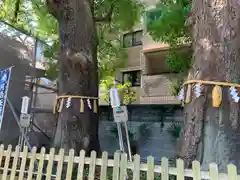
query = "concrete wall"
(32, 103, 184, 161)
(99, 105, 183, 161)
(124, 46, 142, 70)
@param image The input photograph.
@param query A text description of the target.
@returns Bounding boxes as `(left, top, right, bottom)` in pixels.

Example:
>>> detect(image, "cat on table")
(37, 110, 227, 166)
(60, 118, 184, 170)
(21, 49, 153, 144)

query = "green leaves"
(146, 0, 192, 94)
(147, 2, 190, 45)
(100, 76, 137, 105)
(166, 49, 191, 73)
(1, 0, 144, 81)
(147, 0, 192, 74)
(94, 0, 144, 30)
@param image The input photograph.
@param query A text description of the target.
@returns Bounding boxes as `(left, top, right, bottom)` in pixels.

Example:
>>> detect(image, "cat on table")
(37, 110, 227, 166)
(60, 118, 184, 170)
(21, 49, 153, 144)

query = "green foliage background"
(146, 0, 192, 95)
(0, 0, 144, 81)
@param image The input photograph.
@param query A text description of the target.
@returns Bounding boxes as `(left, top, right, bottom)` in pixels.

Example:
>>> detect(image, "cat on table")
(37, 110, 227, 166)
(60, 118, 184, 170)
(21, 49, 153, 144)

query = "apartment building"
(100, 0, 186, 106)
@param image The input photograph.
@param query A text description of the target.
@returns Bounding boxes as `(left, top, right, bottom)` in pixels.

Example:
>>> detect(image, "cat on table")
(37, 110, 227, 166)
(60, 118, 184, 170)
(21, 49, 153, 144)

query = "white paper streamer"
(178, 88, 185, 101)
(87, 99, 92, 109)
(66, 97, 72, 108)
(194, 83, 202, 98)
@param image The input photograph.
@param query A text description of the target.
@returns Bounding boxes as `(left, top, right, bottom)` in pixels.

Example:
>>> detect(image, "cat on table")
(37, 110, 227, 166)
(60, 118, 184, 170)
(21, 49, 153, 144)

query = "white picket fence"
(0, 145, 238, 179)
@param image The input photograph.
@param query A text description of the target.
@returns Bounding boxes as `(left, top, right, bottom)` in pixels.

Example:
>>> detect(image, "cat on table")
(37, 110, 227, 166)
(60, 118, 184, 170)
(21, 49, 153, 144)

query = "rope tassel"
(80, 99, 84, 113)
(58, 98, 64, 112)
(52, 99, 57, 114)
(93, 99, 97, 113)
(212, 85, 222, 108)
(185, 84, 192, 104)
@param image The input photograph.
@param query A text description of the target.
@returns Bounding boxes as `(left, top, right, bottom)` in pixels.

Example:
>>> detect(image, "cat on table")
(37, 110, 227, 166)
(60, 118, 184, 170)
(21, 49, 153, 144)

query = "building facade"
(98, 0, 185, 159)
(99, 0, 188, 106)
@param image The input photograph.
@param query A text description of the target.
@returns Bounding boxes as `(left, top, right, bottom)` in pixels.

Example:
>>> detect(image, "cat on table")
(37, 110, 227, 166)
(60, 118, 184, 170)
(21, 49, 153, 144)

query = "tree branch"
(13, 0, 21, 22)
(45, 0, 60, 19)
(93, 4, 114, 23)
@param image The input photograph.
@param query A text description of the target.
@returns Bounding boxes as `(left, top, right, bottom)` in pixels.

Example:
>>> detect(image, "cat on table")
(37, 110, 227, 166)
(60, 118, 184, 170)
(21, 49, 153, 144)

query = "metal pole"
(124, 121, 132, 162)
(117, 122, 125, 152)
(20, 130, 24, 150)
(6, 98, 32, 150)
(28, 38, 38, 112)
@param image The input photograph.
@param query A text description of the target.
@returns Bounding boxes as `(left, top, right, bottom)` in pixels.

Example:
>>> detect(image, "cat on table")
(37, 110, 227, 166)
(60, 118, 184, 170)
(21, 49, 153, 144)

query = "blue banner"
(0, 67, 12, 128)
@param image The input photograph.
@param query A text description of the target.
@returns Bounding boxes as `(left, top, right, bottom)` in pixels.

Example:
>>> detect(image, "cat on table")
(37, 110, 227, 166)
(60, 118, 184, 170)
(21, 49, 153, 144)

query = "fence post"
(176, 159, 184, 180)
(133, 154, 140, 180)
(119, 153, 127, 180)
(19, 146, 28, 180)
(209, 163, 218, 180)
(56, 149, 64, 180)
(100, 151, 108, 180)
(147, 156, 154, 180)
(161, 157, 169, 180)
(46, 148, 55, 180)
(192, 160, 200, 180)
(27, 146, 37, 180)
(66, 149, 75, 179)
(227, 164, 237, 180)
(2, 145, 12, 180)
(0, 144, 4, 166)
(88, 150, 97, 180)
(36, 147, 46, 180)
(112, 151, 120, 180)
(10, 145, 20, 180)
(76, 150, 85, 180)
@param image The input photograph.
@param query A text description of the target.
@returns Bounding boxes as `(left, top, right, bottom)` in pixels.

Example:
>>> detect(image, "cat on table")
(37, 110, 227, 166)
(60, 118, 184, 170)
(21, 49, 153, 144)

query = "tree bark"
(179, 0, 240, 171)
(50, 0, 101, 154)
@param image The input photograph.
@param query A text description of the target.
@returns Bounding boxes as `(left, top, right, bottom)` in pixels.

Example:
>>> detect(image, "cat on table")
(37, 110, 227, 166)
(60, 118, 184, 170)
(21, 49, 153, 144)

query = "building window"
(146, 8, 162, 26)
(122, 70, 141, 86)
(123, 30, 143, 48)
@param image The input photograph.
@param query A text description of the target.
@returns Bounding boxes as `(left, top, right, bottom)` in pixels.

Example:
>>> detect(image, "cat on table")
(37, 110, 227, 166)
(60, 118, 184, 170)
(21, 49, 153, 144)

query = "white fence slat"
(177, 159, 184, 180)
(227, 164, 237, 180)
(119, 153, 127, 180)
(161, 157, 169, 180)
(55, 148, 64, 180)
(209, 163, 218, 180)
(27, 147, 37, 180)
(18, 146, 28, 180)
(10, 146, 20, 180)
(192, 160, 200, 180)
(36, 147, 46, 180)
(45, 148, 55, 180)
(0, 144, 4, 166)
(76, 150, 85, 180)
(100, 151, 108, 180)
(112, 152, 120, 180)
(133, 154, 140, 180)
(88, 150, 97, 180)
(0, 146, 238, 180)
(2, 145, 12, 180)
(147, 156, 154, 180)
(66, 149, 75, 179)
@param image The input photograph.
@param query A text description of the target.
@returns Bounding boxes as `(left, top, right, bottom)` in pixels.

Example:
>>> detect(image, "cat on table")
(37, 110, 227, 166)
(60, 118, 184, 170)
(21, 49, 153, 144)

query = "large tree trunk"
(179, 0, 240, 171)
(51, 0, 101, 154)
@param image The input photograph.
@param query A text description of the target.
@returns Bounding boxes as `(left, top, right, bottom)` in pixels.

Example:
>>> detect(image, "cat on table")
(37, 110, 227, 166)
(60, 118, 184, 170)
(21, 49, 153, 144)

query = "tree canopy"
(0, 0, 144, 80)
(145, 0, 192, 95)
(147, 0, 192, 74)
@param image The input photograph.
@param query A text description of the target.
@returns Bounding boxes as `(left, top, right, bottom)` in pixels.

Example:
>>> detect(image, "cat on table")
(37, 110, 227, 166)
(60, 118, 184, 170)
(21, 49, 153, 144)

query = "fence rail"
(0, 144, 238, 179)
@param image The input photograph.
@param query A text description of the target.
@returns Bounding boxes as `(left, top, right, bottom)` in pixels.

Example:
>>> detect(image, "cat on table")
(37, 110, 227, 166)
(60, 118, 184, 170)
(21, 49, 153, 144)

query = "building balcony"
(140, 74, 180, 105)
